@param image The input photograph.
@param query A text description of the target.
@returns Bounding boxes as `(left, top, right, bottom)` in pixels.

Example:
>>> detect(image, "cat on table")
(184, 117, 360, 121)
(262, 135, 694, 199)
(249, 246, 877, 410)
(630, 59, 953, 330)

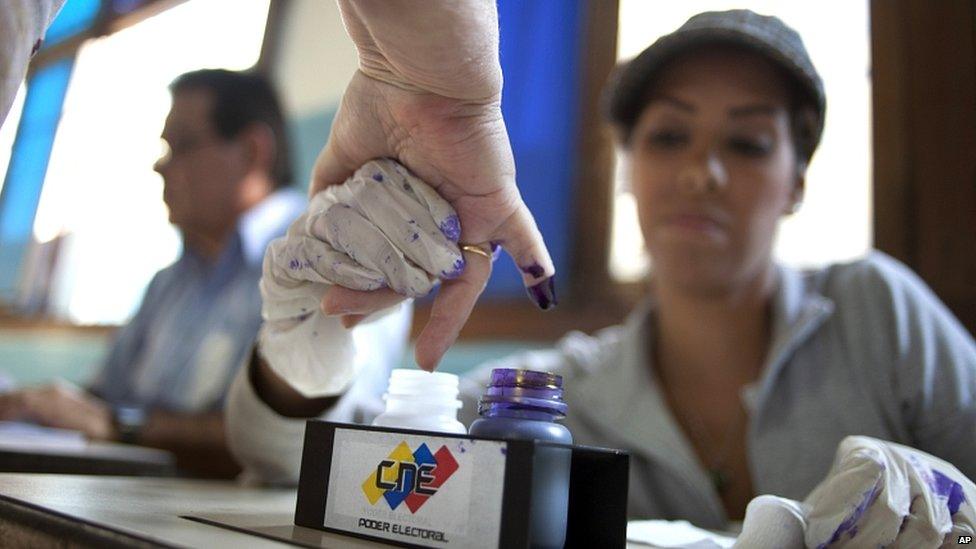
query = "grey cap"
(605, 9, 825, 161)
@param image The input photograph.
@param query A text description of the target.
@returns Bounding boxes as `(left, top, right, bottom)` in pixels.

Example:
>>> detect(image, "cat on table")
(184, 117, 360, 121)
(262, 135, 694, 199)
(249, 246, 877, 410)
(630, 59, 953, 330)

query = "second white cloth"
(733, 436, 975, 548)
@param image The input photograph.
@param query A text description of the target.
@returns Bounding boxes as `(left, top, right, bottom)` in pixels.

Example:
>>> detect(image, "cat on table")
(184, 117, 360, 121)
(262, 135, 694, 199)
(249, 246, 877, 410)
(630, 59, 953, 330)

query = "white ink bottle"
(371, 369, 467, 434)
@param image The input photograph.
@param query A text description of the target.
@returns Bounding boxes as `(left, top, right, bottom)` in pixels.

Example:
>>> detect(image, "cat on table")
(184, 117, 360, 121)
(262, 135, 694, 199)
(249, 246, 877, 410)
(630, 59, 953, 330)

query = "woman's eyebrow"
(653, 95, 696, 112)
(729, 104, 778, 117)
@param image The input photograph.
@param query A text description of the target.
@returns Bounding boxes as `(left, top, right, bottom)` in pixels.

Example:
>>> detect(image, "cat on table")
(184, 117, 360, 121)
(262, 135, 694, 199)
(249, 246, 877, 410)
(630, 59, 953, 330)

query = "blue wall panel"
(488, 0, 583, 298)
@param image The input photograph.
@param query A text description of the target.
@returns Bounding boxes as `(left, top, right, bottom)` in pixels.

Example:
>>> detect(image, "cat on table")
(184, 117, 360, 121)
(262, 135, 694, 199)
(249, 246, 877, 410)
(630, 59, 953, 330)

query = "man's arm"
(249, 347, 341, 418)
(137, 411, 240, 479)
(0, 382, 241, 478)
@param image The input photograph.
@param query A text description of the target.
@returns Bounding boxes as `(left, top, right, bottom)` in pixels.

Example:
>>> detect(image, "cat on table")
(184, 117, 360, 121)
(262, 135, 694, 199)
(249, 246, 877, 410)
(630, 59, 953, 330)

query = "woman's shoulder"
(804, 251, 972, 348)
(808, 250, 942, 313)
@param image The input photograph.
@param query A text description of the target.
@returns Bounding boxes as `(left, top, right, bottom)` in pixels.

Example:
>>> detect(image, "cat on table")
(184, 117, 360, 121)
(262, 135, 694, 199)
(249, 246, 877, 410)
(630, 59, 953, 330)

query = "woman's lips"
(661, 213, 728, 240)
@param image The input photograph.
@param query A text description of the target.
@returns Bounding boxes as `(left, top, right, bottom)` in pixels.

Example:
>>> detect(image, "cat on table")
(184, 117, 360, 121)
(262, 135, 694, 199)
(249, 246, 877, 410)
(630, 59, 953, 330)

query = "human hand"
(313, 1, 555, 370)
(0, 381, 114, 440)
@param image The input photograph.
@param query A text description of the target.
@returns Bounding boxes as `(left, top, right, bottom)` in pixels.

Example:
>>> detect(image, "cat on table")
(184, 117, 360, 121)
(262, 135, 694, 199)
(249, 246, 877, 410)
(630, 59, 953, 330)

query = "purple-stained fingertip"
(520, 263, 546, 279)
(526, 277, 557, 310)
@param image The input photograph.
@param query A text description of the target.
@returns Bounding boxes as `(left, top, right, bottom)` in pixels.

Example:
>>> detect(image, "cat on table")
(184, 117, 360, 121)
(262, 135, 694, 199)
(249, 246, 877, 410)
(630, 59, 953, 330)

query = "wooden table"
(0, 473, 657, 547)
(0, 473, 379, 547)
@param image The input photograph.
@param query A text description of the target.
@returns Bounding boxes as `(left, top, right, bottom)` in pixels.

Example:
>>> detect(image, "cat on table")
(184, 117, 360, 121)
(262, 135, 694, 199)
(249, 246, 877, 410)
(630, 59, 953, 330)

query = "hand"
(0, 381, 114, 440)
(313, 1, 556, 370)
(735, 436, 975, 548)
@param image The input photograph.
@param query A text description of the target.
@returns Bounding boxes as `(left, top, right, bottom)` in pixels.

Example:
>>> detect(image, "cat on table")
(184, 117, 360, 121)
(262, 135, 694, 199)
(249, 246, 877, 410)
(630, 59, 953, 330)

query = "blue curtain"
(484, 0, 584, 298)
(42, 0, 102, 49)
(0, 59, 75, 299)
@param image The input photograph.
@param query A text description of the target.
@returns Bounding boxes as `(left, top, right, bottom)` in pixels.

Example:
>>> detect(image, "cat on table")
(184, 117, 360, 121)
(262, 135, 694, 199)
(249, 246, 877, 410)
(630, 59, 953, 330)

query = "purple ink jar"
(468, 368, 573, 444)
(468, 368, 572, 549)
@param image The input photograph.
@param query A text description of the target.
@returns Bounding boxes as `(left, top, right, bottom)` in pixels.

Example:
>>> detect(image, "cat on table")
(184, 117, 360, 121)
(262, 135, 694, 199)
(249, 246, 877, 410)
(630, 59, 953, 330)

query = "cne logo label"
(361, 441, 459, 513)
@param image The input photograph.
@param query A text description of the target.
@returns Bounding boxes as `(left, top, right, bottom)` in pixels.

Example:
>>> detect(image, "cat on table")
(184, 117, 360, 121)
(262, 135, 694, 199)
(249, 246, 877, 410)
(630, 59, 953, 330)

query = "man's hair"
(170, 69, 293, 188)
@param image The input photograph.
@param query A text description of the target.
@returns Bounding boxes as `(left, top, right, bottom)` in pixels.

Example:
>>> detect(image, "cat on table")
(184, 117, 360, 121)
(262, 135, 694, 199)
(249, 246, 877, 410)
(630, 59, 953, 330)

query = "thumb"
(494, 202, 557, 310)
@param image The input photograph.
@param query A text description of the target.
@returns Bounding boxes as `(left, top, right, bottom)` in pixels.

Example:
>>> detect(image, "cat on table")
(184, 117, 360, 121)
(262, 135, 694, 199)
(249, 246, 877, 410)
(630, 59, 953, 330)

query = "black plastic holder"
(295, 420, 629, 548)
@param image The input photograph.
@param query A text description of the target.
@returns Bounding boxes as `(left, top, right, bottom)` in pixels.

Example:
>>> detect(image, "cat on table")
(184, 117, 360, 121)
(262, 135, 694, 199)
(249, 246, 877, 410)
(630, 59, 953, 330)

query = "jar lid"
(478, 368, 567, 417)
(487, 368, 562, 390)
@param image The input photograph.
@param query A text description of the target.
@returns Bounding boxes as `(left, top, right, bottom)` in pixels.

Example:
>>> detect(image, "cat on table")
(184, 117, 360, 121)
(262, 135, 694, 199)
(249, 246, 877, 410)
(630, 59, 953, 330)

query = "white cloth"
(733, 437, 976, 548)
(804, 436, 974, 547)
(258, 158, 462, 397)
(0, 0, 65, 128)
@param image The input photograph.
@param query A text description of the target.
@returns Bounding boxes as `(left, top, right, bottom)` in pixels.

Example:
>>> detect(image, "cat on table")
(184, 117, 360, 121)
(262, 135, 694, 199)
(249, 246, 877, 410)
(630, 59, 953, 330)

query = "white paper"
(0, 420, 87, 452)
(323, 428, 507, 548)
(627, 520, 736, 548)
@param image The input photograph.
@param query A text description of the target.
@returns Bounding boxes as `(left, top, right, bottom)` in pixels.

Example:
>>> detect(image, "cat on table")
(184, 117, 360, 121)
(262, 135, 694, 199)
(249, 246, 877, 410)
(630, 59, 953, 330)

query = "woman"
(226, 8, 976, 535)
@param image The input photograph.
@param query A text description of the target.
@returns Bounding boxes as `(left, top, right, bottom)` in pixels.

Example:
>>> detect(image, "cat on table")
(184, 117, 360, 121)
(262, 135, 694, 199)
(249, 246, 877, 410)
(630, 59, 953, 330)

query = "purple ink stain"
(439, 215, 461, 242)
(520, 263, 545, 279)
(500, 447, 507, 455)
(441, 257, 466, 280)
(526, 277, 557, 310)
(372, 172, 384, 182)
(411, 233, 419, 242)
(932, 469, 966, 515)
(817, 483, 881, 549)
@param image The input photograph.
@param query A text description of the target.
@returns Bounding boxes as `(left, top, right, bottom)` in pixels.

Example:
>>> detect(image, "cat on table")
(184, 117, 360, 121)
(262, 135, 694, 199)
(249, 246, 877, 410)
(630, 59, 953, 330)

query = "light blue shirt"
(91, 189, 306, 413)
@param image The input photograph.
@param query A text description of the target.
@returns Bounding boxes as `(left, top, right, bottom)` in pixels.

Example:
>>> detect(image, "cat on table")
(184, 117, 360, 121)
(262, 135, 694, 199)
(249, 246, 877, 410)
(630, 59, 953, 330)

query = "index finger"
(413, 247, 492, 371)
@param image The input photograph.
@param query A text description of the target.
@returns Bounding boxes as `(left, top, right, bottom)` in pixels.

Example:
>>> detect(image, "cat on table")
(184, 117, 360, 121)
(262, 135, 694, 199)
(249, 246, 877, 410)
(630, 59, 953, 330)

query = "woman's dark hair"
(171, 69, 293, 188)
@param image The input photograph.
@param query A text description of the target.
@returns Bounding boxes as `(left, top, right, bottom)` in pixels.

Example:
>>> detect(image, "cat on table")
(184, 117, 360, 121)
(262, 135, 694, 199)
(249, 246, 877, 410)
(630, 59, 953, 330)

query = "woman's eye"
(729, 137, 772, 157)
(646, 130, 688, 149)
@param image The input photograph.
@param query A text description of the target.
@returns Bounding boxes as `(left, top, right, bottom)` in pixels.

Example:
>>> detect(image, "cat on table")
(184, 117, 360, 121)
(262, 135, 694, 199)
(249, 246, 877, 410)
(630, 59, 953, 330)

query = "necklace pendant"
(710, 468, 730, 494)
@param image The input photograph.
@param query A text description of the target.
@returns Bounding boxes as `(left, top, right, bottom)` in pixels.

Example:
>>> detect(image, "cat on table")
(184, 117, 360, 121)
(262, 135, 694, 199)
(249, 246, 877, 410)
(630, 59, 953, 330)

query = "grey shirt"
(225, 252, 976, 529)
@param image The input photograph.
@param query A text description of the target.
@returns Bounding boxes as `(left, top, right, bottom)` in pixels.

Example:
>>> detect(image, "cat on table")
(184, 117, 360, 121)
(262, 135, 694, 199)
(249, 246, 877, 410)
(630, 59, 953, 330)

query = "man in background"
(0, 69, 307, 477)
